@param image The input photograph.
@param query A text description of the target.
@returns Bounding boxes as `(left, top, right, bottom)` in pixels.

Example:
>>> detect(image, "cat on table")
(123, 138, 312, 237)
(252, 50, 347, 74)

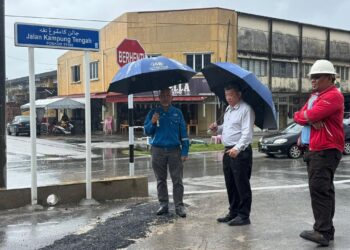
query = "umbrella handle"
(214, 108, 227, 125)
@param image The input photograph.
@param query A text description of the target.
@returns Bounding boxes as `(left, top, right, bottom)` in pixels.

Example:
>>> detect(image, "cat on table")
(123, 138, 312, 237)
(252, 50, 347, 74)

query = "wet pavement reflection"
(7, 146, 350, 195)
(3, 136, 350, 249)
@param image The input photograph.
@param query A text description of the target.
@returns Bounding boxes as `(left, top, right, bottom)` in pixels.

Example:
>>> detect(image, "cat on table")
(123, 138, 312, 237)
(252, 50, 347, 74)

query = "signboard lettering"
(15, 23, 100, 51)
(116, 39, 145, 67)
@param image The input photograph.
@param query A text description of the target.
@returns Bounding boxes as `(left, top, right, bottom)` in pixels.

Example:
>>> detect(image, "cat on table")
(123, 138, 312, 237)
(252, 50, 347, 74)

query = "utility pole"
(0, 0, 7, 188)
(225, 20, 230, 62)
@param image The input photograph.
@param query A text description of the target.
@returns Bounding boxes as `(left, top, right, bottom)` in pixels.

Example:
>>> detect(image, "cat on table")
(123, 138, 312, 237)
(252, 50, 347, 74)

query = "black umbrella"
(202, 62, 277, 129)
(108, 56, 196, 94)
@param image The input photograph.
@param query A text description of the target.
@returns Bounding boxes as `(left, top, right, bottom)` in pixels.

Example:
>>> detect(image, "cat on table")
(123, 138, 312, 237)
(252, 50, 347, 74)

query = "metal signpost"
(116, 39, 145, 176)
(15, 23, 99, 205)
(0, 0, 6, 188)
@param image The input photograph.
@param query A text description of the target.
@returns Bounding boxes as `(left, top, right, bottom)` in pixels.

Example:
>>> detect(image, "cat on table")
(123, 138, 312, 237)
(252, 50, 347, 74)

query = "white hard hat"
(308, 59, 336, 76)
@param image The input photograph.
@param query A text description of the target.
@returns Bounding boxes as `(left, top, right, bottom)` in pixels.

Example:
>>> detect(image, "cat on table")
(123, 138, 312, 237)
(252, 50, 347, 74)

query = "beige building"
(57, 8, 350, 132)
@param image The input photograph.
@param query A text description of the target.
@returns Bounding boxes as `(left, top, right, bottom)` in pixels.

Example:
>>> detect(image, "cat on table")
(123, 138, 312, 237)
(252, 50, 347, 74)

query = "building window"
(186, 53, 211, 72)
(147, 54, 161, 58)
(335, 65, 349, 81)
(302, 63, 312, 78)
(71, 65, 80, 83)
(272, 61, 298, 78)
(237, 58, 267, 77)
(90, 61, 98, 80)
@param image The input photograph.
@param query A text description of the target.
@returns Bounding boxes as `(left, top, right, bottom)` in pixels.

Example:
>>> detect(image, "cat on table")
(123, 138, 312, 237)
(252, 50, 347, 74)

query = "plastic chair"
(210, 135, 222, 144)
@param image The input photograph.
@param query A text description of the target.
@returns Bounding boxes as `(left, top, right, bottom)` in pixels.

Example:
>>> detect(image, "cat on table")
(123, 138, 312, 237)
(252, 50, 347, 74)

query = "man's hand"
(311, 121, 324, 130)
(181, 156, 189, 162)
(208, 122, 218, 132)
(226, 148, 239, 158)
(151, 112, 159, 125)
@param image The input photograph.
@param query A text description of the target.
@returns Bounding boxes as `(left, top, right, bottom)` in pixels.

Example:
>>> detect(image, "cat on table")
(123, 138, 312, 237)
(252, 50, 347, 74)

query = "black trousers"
(222, 145, 252, 219)
(304, 149, 342, 239)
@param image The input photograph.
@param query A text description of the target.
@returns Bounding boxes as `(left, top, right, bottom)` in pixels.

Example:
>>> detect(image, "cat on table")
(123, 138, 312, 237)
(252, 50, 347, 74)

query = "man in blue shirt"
(144, 88, 189, 217)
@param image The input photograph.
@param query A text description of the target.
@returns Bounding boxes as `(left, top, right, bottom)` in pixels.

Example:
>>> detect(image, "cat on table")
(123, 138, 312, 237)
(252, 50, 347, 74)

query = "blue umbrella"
(201, 62, 277, 129)
(108, 56, 196, 94)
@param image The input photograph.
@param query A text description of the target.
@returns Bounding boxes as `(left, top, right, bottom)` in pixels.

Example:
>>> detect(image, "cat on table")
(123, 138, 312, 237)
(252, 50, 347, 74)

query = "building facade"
(237, 13, 350, 128)
(57, 8, 350, 133)
(5, 70, 57, 122)
(6, 70, 57, 105)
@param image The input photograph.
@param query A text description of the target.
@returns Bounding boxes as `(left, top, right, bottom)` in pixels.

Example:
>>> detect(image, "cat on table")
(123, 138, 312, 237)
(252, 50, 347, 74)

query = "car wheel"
(344, 142, 350, 155)
(288, 144, 301, 159)
(15, 128, 19, 136)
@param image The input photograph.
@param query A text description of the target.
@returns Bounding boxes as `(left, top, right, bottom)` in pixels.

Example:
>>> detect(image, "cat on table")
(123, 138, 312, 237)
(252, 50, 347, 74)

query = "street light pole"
(0, 0, 7, 188)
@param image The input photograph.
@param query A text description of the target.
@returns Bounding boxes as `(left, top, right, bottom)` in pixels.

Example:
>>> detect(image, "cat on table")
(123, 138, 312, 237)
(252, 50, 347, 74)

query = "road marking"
(181, 179, 350, 195)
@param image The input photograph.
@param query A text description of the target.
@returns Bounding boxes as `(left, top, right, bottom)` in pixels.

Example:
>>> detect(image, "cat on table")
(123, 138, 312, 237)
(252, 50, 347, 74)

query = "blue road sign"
(15, 23, 100, 51)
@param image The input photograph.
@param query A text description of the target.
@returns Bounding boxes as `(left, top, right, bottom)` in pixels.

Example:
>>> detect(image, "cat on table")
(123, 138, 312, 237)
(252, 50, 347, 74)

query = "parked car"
(7, 115, 41, 136)
(258, 122, 350, 159)
(258, 123, 303, 159)
(344, 124, 350, 155)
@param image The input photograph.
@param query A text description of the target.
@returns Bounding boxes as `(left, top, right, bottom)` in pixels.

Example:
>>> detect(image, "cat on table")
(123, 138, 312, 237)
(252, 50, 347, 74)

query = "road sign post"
(116, 39, 145, 176)
(15, 23, 99, 205)
(0, 0, 6, 188)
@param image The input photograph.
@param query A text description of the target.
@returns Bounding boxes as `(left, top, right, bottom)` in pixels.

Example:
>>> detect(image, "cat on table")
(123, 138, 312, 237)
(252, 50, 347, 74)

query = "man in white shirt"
(209, 84, 255, 226)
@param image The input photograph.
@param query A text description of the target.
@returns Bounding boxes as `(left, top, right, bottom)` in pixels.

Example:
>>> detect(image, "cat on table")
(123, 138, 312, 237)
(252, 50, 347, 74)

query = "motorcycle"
(51, 121, 74, 135)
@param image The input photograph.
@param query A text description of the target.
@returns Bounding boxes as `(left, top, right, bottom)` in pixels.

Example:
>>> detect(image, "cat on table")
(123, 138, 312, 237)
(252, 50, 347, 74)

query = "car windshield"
(18, 116, 30, 122)
(282, 123, 303, 134)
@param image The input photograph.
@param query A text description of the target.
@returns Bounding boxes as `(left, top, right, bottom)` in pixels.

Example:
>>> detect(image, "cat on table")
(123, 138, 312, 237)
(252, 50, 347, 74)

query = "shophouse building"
(5, 70, 57, 122)
(57, 8, 350, 133)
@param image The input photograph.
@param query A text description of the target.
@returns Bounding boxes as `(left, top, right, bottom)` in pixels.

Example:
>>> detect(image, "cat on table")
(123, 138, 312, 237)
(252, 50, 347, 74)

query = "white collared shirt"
(217, 100, 255, 152)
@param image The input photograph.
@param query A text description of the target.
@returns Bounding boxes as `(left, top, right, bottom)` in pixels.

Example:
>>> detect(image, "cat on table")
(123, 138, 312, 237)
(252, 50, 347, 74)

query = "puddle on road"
(92, 148, 128, 158)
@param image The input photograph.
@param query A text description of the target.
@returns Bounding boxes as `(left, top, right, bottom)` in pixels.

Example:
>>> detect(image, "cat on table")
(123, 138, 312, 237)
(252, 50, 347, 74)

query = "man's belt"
(152, 145, 180, 151)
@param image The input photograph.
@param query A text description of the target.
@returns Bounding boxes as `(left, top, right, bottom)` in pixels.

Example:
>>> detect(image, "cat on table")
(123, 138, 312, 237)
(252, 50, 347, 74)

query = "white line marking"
(181, 179, 350, 195)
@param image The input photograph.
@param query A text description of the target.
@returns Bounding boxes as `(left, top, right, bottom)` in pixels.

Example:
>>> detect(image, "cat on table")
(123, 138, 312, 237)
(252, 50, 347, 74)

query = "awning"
(58, 92, 121, 99)
(21, 97, 85, 110)
(106, 95, 207, 103)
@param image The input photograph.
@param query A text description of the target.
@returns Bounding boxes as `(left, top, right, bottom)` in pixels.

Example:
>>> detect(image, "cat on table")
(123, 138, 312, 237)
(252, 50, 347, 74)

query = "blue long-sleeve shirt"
(144, 105, 189, 157)
(300, 93, 318, 145)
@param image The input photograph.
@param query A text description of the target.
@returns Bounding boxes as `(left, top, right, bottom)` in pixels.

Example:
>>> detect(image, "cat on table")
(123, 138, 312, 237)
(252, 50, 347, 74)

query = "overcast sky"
(5, 0, 350, 79)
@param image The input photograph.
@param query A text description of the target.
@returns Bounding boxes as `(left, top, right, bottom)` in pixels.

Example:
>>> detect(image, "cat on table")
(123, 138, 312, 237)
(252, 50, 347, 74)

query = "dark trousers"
(304, 149, 342, 239)
(222, 145, 252, 219)
(151, 146, 184, 208)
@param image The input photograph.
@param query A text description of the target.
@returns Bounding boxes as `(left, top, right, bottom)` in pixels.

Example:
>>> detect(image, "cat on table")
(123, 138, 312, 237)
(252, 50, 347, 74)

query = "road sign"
(14, 22, 100, 205)
(15, 23, 99, 51)
(116, 39, 145, 67)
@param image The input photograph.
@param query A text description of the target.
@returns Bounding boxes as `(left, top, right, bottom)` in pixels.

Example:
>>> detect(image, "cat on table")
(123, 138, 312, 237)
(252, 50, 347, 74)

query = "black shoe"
(227, 216, 250, 226)
(300, 230, 329, 246)
(175, 206, 186, 218)
(156, 206, 168, 215)
(301, 230, 334, 241)
(217, 213, 236, 223)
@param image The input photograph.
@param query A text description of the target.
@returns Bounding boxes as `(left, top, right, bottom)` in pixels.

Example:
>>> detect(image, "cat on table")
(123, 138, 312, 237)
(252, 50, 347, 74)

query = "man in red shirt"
(294, 60, 344, 246)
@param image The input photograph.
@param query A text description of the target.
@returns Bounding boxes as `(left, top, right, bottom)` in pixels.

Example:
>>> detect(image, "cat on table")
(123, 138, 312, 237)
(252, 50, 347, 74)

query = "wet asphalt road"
(2, 135, 350, 249)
